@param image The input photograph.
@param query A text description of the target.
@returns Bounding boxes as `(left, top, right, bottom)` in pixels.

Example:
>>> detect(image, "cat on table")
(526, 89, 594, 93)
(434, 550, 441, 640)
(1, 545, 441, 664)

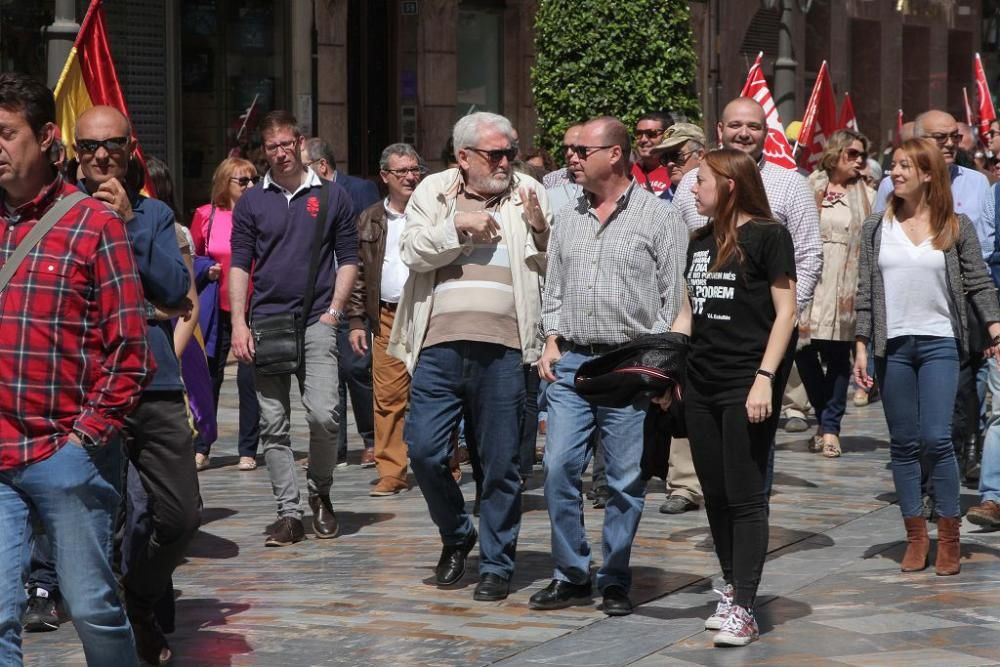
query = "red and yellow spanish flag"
(54, 0, 154, 194)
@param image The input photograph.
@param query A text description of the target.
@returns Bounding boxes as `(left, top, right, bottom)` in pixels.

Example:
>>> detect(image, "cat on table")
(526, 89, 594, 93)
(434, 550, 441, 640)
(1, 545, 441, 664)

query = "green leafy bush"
(531, 0, 700, 156)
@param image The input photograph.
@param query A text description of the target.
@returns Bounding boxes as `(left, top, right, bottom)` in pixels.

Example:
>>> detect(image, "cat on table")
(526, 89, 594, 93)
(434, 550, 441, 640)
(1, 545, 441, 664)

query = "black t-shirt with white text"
(685, 219, 797, 391)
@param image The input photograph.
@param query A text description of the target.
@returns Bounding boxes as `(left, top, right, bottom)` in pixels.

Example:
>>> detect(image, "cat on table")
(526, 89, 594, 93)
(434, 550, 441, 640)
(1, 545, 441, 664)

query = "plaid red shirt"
(0, 177, 153, 470)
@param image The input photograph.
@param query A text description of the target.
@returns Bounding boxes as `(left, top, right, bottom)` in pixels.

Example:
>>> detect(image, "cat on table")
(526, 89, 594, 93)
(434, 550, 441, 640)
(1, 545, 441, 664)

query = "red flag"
(54, 0, 154, 196)
(797, 61, 837, 169)
(838, 92, 859, 132)
(894, 109, 904, 148)
(975, 53, 997, 139)
(739, 52, 797, 170)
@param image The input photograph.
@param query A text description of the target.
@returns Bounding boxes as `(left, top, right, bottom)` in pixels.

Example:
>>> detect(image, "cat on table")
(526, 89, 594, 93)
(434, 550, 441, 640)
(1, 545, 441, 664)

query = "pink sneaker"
(704, 585, 734, 630)
(714, 604, 758, 646)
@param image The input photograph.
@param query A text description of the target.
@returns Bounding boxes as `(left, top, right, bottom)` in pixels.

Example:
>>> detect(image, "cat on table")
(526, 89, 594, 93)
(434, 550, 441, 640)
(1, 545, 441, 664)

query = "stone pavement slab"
(22, 375, 1000, 666)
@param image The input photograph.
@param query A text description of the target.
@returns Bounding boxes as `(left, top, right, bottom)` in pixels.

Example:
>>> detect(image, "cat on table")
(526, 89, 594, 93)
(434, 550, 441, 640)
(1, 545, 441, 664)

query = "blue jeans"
(796, 340, 852, 435)
(405, 342, 525, 579)
(0, 442, 137, 666)
(876, 336, 961, 519)
(979, 359, 1000, 503)
(337, 320, 374, 460)
(543, 349, 648, 593)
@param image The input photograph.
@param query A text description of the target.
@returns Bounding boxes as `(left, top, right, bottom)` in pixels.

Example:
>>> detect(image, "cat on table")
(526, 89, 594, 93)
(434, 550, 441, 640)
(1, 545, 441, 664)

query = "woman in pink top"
(191, 157, 261, 471)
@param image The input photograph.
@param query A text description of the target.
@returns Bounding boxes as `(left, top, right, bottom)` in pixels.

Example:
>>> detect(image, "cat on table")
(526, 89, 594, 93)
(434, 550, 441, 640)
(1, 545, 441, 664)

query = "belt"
(560, 340, 619, 356)
(379, 300, 399, 311)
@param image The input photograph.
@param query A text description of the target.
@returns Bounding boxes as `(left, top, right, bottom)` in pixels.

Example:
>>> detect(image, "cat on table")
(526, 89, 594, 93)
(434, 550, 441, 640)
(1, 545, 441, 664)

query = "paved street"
(24, 373, 1000, 667)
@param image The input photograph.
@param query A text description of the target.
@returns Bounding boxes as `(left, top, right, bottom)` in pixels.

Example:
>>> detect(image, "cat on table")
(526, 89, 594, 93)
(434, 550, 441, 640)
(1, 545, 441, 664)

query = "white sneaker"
(704, 584, 734, 630)
(714, 604, 759, 647)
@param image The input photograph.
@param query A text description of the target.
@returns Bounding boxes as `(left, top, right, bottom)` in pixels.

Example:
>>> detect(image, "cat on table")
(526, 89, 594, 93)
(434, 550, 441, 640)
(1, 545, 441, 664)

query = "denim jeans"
(796, 340, 852, 435)
(544, 349, 648, 593)
(336, 320, 374, 461)
(519, 365, 541, 479)
(876, 336, 961, 519)
(405, 342, 525, 580)
(0, 442, 137, 666)
(979, 359, 1000, 504)
(256, 320, 340, 519)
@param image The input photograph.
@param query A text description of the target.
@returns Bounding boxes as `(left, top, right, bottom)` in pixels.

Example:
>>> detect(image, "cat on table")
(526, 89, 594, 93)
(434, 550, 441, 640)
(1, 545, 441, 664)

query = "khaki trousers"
(781, 363, 810, 420)
(372, 304, 410, 484)
(667, 437, 702, 504)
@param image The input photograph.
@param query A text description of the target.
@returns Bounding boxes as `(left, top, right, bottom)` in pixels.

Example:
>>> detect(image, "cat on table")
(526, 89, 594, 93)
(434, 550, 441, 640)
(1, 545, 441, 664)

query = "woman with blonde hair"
(797, 129, 875, 457)
(855, 138, 1000, 576)
(191, 157, 261, 471)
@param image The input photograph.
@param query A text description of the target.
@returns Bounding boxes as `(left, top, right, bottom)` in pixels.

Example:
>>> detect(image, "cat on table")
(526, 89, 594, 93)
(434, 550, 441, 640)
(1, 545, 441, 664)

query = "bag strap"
(0, 190, 87, 294)
(205, 205, 216, 250)
(301, 179, 331, 322)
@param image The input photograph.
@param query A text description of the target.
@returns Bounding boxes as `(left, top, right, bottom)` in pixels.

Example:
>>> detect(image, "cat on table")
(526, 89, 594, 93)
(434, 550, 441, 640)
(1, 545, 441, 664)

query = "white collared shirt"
(380, 198, 409, 303)
(263, 167, 323, 203)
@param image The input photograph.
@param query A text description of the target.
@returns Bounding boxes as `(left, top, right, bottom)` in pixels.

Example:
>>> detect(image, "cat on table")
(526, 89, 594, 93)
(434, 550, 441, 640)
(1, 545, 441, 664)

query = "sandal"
(194, 453, 209, 471)
(237, 456, 258, 471)
(822, 434, 841, 458)
(809, 433, 824, 453)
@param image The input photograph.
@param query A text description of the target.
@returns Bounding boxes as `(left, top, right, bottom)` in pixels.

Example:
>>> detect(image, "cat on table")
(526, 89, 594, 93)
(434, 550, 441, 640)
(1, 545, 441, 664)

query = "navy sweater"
(230, 177, 359, 325)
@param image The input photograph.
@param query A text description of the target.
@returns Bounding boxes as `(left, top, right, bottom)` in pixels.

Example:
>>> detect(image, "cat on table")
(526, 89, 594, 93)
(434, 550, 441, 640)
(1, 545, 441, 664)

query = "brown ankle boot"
(900, 516, 929, 572)
(935, 516, 961, 576)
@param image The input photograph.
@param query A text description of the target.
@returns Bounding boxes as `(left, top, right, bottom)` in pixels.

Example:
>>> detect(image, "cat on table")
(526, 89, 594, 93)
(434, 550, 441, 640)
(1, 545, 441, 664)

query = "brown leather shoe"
(966, 500, 1000, 528)
(361, 448, 376, 468)
(370, 478, 409, 497)
(307, 495, 339, 539)
(264, 516, 305, 547)
(935, 516, 961, 576)
(900, 516, 929, 572)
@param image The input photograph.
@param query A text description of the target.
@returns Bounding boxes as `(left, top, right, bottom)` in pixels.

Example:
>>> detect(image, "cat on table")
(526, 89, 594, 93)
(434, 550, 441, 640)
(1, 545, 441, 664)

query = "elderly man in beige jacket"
(389, 112, 552, 602)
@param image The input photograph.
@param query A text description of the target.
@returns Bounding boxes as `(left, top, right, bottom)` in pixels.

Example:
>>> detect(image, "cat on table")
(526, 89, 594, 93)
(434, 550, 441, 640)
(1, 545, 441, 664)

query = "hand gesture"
(92, 178, 135, 222)
(349, 329, 369, 356)
(537, 338, 561, 382)
(519, 187, 546, 232)
(454, 211, 500, 243)
(207, 263, 222, 281)
(231, 321, 255, 363)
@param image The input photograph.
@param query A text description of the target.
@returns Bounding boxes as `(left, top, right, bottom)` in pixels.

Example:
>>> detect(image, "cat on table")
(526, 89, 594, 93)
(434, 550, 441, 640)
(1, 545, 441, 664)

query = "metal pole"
(773, 0, 797, 123)
(46, 0, 80, 88)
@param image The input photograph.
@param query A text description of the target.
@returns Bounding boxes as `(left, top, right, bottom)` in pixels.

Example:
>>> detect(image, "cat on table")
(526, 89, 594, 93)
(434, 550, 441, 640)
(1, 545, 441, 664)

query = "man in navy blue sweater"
(230, 111, 359, 547)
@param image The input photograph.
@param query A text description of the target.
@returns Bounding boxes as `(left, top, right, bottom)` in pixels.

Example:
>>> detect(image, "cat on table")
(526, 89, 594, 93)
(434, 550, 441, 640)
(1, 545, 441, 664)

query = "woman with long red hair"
(661, 148, 797, 646)
(854, 138, 1000, 576)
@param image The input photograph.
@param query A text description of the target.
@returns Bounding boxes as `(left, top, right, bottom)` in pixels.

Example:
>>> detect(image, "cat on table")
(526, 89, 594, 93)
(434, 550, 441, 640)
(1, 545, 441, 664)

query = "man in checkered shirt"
(531, 116, 689, 617)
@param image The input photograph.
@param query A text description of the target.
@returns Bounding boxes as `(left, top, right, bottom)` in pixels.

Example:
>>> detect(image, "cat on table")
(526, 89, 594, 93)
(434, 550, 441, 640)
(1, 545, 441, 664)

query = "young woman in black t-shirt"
(657, 149, 797, 646)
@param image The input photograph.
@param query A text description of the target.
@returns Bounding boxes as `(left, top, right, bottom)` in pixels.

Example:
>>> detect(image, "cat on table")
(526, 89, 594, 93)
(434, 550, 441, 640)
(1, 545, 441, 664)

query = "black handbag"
(573, 332, 689, 408)
(252, 180, 330, 375)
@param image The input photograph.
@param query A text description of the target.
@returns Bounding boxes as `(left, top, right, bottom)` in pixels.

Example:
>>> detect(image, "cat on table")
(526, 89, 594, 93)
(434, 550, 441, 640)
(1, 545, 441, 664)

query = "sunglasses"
(567, 144, 615, 160)
(634, 128, 665, 140)
(230, 176, 257, 187)
(465, 146, 517, 164)
(661, 149, 697, 166)
(928, 132, 962, 146)
(843, 148, 866, 161)
(75, 136, 130, 154)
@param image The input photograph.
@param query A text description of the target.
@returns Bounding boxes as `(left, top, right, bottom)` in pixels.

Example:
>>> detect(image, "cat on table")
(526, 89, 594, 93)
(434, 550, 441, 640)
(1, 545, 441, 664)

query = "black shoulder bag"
(252, 181, 330, 375)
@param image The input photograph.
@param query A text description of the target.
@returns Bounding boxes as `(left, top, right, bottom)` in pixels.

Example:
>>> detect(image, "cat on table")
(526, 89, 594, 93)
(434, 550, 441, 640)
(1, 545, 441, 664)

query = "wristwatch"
(72, 426, 102, 452)
(327, 307, 345, 322)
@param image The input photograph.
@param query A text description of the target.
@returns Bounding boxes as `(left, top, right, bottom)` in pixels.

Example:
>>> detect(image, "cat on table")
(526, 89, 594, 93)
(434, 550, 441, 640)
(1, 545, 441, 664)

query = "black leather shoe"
(528, 579, 593, 610)
(264, 516, 305, 547)
(125, 593, 172, 665)
(308, 494, 339, 539)
(601, 585, 633, 616)
(473, 573, 510, 601)
(435, 529, 477, 586)
(592, 487, 610, 509)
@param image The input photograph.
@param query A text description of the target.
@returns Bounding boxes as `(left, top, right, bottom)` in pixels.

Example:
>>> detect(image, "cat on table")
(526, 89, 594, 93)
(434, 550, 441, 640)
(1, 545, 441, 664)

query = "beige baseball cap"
(649, 122, 706, 153)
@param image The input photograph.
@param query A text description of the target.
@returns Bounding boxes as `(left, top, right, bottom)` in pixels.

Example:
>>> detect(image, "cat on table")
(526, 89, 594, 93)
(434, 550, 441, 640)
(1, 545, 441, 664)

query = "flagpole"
(236, 93, 260, 142)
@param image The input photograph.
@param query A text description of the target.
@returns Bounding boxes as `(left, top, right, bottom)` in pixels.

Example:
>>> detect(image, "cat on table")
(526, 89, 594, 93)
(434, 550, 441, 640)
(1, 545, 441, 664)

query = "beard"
(468, 168, 512, 196)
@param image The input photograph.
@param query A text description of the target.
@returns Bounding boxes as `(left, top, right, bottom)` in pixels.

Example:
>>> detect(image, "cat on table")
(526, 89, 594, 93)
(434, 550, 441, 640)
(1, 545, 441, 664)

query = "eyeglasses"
(662, 149, 697, 166)
(75, 136, 130, 154)
(230, 176, 257, 188)
(465, 146, 517, 164)
(927, 132, 962, 146)
(634, 128, 666, 140)
(303, 158, 325, 169)
(567, 144, 615, 160)
(264, 139, 298, 154)
(383, 167, 425, 178)
(843, 148, 866, 161)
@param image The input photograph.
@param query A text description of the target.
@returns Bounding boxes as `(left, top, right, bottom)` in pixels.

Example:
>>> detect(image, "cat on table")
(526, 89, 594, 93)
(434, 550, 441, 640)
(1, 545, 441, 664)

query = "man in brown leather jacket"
(347, 143, 425, 496)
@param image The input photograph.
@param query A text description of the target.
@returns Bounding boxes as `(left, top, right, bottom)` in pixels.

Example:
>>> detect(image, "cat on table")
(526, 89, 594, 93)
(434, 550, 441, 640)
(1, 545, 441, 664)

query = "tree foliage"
(531, 0, 700, 156)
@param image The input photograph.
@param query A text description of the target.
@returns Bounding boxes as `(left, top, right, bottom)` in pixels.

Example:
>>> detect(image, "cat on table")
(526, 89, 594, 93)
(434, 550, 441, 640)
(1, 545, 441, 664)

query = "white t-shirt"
(380, 200, 409, 303)
(878, 216, 955, 339)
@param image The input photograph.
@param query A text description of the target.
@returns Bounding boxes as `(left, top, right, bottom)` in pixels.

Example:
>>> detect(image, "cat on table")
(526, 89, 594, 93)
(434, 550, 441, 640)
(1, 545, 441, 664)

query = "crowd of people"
(5, 64, 1000, 666)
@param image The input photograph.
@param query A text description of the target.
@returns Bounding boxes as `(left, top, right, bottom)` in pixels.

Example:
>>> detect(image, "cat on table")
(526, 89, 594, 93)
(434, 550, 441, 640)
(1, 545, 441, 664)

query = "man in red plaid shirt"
(0, 73, 152, 666)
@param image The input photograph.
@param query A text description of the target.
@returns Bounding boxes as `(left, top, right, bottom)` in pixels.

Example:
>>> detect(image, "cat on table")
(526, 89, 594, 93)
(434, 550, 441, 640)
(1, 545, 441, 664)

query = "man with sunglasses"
(64, 105, 198, 665)
(649, 122, 705, 203)
(389, 111, 551, 602)
(302, 137, 379, 470)
(631, 111, 673, 196)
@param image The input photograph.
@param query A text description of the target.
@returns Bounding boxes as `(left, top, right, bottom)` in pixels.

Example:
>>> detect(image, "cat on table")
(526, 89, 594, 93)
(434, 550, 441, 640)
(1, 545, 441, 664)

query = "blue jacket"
(336, 173, 380, 220)
(78, 180, 190, 391)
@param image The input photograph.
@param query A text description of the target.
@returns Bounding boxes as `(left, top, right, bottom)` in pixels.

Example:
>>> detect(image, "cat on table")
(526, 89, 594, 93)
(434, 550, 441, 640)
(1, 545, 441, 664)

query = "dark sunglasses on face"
(75, 136, 129, 154)
(661, 149, 696, 166)
(634, 128, 665, 140)
(843, 148, 866, 161)
(465, 146, 517, 164)
(567, 144, 615, 160)
(230, 176, 257, 187)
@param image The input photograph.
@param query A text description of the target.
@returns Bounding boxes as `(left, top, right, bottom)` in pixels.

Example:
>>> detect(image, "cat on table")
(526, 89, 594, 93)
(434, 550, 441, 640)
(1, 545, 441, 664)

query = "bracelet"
(755, 368, 775, 381)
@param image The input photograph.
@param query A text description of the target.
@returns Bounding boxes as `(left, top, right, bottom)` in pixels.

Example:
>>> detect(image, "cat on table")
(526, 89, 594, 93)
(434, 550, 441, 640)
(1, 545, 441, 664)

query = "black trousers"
(686, 382, 779, 608)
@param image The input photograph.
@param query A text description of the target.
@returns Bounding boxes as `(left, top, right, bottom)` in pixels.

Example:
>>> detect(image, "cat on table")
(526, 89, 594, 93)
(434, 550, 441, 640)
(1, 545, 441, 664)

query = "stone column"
(46, 0, 80, 88)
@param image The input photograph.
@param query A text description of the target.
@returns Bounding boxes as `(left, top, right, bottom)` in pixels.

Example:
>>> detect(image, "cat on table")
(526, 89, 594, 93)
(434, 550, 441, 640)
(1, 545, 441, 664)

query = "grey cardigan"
(855, 212, 1000, 359)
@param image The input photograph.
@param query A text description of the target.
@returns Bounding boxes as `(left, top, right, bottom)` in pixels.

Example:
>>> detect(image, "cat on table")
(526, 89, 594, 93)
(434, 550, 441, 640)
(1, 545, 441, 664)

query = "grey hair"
(452, 112, 516, 160)
(302, 137, 337, 171)
(379, 142, 422, 171)
(866, 158, 883, 182)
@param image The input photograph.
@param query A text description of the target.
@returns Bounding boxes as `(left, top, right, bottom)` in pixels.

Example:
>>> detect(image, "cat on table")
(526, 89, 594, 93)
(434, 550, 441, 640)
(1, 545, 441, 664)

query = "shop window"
(456, 6, 503, 118)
